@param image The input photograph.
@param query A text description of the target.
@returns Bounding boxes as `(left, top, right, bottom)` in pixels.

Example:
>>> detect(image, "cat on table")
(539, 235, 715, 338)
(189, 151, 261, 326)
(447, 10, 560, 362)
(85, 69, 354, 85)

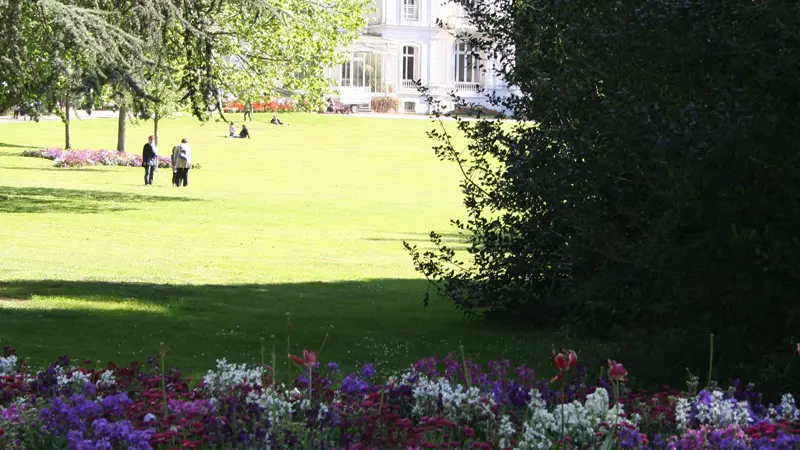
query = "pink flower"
(289, 350, 316, 368)
(608, 360, 628, 381)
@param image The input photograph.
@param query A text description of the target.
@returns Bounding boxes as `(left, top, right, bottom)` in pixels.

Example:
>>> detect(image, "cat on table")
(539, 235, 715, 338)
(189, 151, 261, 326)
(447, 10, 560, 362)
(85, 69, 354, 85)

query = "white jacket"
(172, 143, 192, 169)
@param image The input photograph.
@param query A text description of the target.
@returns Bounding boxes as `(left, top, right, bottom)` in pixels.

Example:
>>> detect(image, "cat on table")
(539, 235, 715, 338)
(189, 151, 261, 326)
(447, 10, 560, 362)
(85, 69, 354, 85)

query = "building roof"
(348, 34, 395, 54)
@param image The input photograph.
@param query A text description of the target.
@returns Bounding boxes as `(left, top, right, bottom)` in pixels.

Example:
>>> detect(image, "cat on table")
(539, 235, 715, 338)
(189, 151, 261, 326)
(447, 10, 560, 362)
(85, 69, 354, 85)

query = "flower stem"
(285, 313, 292, 372)
(160, 349, 168, 420)
(308, 366, 313, 400)
(560, 379, 566, 440)
(319, 325, 333, 354)
(260, 337, 265, 366)
(271, 335, 277, 389)
(459, 345, 472, 388)
(707, 333, 714, 387)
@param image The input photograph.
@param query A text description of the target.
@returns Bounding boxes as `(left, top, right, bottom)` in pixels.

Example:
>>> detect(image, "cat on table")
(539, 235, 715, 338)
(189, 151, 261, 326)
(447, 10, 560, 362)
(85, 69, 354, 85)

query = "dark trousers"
(144, 164, 155, 185)
(244, 111, 252, 122)
(175, 168, 189, 187)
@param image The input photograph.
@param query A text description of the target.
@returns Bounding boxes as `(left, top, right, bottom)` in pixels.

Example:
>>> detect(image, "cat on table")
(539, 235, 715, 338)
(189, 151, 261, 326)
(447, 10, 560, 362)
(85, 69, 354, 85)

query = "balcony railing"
(403, 4, 419, 21)
(401, 80, 417, 90)
(455, 82, 480, 92)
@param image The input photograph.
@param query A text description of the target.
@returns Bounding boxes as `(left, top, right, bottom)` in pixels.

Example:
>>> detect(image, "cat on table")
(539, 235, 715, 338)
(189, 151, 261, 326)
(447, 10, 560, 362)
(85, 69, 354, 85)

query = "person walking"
(244, 102, 253, 122)
(142, 135, 157, 185)
(171, 138, 192, 187)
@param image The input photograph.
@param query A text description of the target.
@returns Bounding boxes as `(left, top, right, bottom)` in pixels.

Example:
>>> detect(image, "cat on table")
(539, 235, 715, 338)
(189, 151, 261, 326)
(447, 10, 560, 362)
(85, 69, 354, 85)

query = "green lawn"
(0, 113, 554, 379)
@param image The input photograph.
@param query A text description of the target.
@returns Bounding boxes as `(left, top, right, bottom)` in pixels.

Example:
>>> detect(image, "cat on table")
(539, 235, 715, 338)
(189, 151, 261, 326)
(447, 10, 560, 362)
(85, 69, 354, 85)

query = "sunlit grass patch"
(0, 296, 170, 314)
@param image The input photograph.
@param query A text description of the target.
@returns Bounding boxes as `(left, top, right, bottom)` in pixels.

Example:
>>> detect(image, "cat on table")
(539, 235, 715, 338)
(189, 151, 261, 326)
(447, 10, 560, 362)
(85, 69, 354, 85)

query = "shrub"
(408, 0, 800, 395)
(22, 148, 191, 169)
(370, 97, 399, 114)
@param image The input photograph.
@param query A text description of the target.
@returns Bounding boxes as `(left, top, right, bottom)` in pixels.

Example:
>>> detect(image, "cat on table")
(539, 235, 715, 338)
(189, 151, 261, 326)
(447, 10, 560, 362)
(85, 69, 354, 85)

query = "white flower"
(774, 394, 800, 421)
(203, 359, 267, 395)
(246, 389, 295, 433)
(0, 355, 18, 375)
(317, 403, 329, 421)
(675, 398, 691, 430)
(516, 390, 554, 449)
(410, 376, 494, 422)
(499, 414, 516, 449)
(683, 389, 752, 430)
(57, 370, 91, 388)
(96, 370, 115, 388)
(143, 413, 157, 423)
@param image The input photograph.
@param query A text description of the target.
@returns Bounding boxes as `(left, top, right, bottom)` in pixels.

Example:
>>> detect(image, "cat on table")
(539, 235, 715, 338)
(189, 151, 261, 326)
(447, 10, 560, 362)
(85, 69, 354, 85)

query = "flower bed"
(22, 148, 173, 169)
(0, 346, 798, 449)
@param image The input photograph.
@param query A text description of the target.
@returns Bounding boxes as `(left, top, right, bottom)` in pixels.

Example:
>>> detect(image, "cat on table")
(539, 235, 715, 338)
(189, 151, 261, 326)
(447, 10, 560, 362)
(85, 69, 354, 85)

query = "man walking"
(142, 135, 157, 185)
(171, 138, 192, 187)
(244, 101, 253, 122)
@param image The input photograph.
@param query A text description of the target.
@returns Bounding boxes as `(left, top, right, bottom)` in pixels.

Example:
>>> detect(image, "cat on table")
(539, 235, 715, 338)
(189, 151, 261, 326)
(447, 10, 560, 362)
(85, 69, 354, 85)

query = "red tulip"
(608, 360, 628, 381)
(567, 350, 577, 370)
(288, 350, 316, 368)
(550, 347, 578, 384)
(552, 349, 568, 371)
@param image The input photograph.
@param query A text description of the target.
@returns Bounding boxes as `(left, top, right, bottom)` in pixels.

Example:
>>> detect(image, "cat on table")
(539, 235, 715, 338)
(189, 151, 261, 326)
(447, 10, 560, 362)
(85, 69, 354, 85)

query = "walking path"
(0, 110, 118, 123)
(0, 110, 500, 123)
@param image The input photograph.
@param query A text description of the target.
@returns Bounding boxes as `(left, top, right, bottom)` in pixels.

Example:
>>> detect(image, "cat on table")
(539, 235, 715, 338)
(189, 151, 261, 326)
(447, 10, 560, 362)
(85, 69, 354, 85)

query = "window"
(401, 45, 419, 90)
(404, 101, 416, 113)
(403, 0, 419, 21)
(402, 46, 417, 80)
(340, 62, 351, 86)
(352, 55, 365, 87)
(339, 52, 388, 93)
(454, 42, 481, 88)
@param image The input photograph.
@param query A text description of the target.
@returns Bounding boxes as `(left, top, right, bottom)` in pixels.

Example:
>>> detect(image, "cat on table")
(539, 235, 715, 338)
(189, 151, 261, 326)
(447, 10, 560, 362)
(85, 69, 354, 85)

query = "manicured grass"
(0, 113, 557, 379)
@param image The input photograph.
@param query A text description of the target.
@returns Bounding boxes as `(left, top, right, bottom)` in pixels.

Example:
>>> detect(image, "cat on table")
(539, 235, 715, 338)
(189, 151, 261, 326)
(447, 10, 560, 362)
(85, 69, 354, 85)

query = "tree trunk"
(64, 99, 72, 150)
(153, 111, 160, 146)
(116, 103, 127, 152)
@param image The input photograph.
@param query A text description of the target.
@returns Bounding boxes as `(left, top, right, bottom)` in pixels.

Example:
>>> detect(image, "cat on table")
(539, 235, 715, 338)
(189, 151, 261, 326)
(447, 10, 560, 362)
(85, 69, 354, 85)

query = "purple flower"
(360, 363, 374, 379)
(340, 374, 369, 395)
(327, 362, 340, 373)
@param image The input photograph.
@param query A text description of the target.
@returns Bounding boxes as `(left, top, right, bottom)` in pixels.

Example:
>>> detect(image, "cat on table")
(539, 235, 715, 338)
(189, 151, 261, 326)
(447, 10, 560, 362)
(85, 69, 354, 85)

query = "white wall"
(334, 0, 512, 113)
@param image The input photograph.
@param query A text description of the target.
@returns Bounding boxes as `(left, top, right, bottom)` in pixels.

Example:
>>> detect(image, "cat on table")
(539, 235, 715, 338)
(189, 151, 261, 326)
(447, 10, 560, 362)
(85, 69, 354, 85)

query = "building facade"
(325, 0, 510, 114)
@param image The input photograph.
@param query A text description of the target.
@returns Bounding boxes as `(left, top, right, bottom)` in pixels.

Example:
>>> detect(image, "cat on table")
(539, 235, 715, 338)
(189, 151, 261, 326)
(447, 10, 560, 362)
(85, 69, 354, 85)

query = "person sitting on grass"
(270, 113, 286, 125)
(228, 122, 236, 137)
(239, 124, 251, 139)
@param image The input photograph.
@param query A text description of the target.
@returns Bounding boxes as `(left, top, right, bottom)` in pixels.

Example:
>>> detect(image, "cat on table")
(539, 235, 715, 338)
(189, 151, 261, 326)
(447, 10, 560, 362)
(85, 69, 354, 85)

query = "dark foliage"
(407, 0, 800, 394)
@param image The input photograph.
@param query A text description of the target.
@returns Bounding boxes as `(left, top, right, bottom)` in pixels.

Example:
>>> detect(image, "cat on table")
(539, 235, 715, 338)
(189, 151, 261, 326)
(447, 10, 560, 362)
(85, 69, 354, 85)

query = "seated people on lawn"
(270, 113, 285, 125)
(239, 124, 251, 139)
(229, 122, 236, 137)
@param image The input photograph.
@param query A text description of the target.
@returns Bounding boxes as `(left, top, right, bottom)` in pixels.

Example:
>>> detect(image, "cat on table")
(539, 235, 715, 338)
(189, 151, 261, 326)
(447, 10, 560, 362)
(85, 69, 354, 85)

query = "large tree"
(408, 0, 800, 393)
(1, 0, 370, 143)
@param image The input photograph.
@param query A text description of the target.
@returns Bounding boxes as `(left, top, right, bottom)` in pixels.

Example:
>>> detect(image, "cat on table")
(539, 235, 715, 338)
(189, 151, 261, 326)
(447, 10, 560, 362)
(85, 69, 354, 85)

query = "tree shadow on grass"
(0, 142, 42, 149)
(0, 166, 120, 173)
(0, 278, 555, 377)
(0, 186, 201, 214)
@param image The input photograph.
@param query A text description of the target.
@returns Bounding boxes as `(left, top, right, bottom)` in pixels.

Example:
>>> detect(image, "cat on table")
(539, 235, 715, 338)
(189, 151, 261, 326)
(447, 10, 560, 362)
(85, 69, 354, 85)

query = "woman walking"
(171, 138, 192, 187)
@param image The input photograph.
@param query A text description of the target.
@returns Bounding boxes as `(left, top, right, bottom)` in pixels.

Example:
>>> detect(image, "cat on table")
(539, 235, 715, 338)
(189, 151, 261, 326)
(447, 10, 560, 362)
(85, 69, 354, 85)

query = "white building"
(325, 0, 510, 114)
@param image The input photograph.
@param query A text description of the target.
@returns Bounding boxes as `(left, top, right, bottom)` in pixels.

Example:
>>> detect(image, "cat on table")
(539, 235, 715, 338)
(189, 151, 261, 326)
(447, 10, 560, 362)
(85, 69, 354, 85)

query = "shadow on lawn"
(0, 142, 42, 149)
(0, 165, 120, 173)
(0, 186, 201, 214)
(363, 232, 470, 245)
(0, 278, 553, 376)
